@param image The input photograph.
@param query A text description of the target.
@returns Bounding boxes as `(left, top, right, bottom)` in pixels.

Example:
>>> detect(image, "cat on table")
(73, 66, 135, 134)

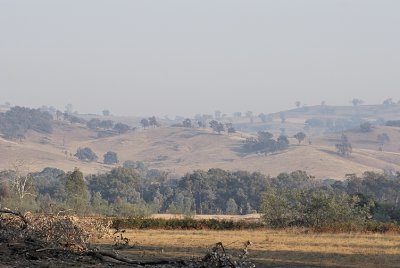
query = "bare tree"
(2, 160, 35, 207)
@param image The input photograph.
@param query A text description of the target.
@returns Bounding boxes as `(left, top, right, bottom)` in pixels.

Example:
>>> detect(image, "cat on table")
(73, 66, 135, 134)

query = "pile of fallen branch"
(0, 208, 256, 267)
(0, 208, 106, 251)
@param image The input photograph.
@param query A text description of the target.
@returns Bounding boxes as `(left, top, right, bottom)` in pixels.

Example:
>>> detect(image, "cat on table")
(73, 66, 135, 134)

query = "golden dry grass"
(1, 123, 400, 179)
(98, 229, 400, 268)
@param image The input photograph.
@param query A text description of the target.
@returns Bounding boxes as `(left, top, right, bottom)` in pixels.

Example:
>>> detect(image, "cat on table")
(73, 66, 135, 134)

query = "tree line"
(0, 107, 53, 139)
(1, 165, 400, 230)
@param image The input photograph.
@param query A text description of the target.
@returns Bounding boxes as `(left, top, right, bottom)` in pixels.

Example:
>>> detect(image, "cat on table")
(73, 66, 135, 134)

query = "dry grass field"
(97, 229, 400, 268)
(1, 122, 400, 179)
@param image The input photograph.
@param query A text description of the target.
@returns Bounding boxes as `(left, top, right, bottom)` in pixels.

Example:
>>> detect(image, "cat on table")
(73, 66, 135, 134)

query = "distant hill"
(229, 104, 400, 134)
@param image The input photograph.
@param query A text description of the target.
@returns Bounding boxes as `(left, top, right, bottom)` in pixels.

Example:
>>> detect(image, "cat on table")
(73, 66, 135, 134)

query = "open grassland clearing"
(98, 229, 400, 268)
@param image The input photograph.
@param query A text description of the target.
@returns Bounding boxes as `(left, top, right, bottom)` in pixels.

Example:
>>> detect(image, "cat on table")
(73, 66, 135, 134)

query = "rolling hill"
(1, 119, 400, 179)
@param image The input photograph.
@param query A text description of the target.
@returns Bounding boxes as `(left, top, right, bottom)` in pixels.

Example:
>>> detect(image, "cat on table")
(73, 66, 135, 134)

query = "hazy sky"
(1, 1, 399, 117)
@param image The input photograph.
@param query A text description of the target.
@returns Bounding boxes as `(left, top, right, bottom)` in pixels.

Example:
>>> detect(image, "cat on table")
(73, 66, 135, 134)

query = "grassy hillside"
(1, 119, 400, 179)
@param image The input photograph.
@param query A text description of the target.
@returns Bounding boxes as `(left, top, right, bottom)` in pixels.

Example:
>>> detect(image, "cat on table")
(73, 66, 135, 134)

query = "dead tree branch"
(0, 208, 29, 228)
(89, 250, 186, 266)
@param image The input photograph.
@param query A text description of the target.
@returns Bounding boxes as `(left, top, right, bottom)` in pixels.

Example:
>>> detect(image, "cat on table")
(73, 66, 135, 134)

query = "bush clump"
(112, 217, 264, 230)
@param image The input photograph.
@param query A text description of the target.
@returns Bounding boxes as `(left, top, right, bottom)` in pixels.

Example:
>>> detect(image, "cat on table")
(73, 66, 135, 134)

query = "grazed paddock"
(99, 229, 400, 267)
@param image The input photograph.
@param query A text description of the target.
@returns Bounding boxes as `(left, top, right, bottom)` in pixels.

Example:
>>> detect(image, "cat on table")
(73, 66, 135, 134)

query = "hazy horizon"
(1, 1, 399, 117)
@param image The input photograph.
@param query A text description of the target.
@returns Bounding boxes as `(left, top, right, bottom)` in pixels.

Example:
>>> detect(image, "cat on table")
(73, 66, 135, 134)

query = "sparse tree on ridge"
(182, 118, 192, 128)
(351, 98, 364, 107)
(209, 120, 225, 134)
(56, 110, 63, 120)
(246, 111, 254, 123)
(258, 113, 268, 123)
(148, 116, 159, 128)
(65, 103, 73, 114)
(383, 98, 394, 106)
(214, 110, 222, 120)
(140, 118, 150, 129)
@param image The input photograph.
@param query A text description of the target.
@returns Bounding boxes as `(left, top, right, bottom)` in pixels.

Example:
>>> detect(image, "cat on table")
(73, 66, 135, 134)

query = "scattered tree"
(209, 120, 225, 134)
(226, 123, 236, 134)
(214, 110, 222, 120)
(55, 110, 63, 120)
(245, 111, 254, 123)
(279, 112, 286, 123)
(383, 98, 394, 106)
(99, 120, 114, 129)
(277, 135, 289, 150)
(335, 134, 352, 156)
(351, 98, 364, 107)
(75, 147, 98, 162)
(140, 118, 150, 129)
(244, 131, 289, 154)
(148, 116, 159, 128)
(113, 123, 130, 134)
(87, 118, 101, 130)
(182, 118, 192, 128)
(377, 133, 390, 151)
(293, 132, 306, 144)
(360, 122, 373, 133)
(65, 103, 73, 114)
(258, 113, 269, 123)
(103, 151, 119, 165)
(385, 120, 400, 127)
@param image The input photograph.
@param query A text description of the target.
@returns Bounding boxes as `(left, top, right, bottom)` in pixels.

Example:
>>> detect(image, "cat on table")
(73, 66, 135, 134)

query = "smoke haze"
(1, 0, 399, 116)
